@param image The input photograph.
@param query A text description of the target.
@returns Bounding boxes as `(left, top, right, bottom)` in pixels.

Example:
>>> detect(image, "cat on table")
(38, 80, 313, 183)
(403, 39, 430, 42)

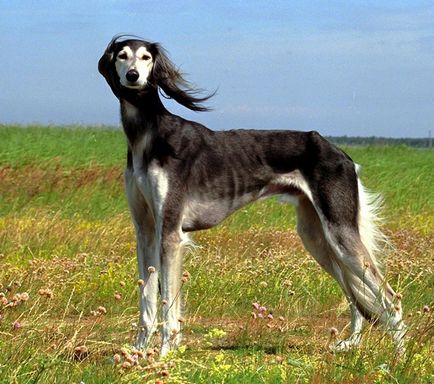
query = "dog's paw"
(329, 335, 362, 352)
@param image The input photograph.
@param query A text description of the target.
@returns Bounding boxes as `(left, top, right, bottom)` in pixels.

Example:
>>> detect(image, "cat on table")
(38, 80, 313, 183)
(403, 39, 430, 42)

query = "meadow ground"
(0, 126, 433, 383)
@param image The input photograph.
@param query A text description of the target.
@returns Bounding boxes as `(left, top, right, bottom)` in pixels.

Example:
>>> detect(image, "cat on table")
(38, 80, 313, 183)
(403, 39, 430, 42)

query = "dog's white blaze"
(115, 45, 153, 89)
(147, 162, 169, 216)
(115, 46, 133, 86)
(131, 135, 168, 219)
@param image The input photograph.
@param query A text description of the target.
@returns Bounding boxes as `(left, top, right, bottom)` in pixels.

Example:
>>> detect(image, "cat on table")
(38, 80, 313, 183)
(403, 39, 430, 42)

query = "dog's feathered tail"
(339, 164, 398, 322)
(355, 164, 388, 269)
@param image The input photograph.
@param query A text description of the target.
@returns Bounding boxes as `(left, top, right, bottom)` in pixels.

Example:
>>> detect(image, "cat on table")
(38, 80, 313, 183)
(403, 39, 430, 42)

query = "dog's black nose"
(126, 69, 140, 82)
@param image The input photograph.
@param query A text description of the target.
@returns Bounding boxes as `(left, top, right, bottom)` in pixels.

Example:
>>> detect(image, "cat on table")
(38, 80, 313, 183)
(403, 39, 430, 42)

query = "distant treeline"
(326, 136, 432, 148)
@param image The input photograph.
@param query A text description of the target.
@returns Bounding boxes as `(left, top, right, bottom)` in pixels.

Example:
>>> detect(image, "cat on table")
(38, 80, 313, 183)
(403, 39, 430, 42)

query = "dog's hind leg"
(296, 195, 364, 350)
(125, 169, 160, 349)
(159, 230, 185, 357)
(306, 173, 406, 350)
(324, 223, 406, 351)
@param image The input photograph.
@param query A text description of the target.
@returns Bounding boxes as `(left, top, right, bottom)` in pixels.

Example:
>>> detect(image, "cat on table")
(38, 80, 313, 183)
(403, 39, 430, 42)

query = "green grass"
(0, 125, 125, 168)
(0, 125, 433, 383)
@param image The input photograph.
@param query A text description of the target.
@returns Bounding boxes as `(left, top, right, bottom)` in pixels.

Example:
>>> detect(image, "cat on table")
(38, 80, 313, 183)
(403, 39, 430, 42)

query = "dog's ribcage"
(125, 108, 322, 233)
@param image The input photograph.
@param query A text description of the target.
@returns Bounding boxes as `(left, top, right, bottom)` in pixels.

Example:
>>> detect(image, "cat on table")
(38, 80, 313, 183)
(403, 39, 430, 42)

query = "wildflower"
(119, 281, 126, 287)
(267, 313, 274, 320)
(97, 306, 107, 315)
(113, 354, 121, 364)
(20, 292, 29, 301)
(120, 347, 129, 357)
(12, 320, 21, 330)
(0, 297, 8, 306)
(182, 271, 191, 281)
(114, 292, 122, 300)
(38, 288, 54, 299)
(181, 271, 191, 283)
(148, 266, 156, 274)
(275, 356, 284, 363)
(74, 345, 88, 353)
(251, 312, 257, 319)
(278, 316, 285, 321)
(125, 355, 136, 364)
(252, 302, 260, 310)
(160, 369, 169, 377)
(330, 327, 339, 338)
(422, 305, 430, 313)
(74, 345, 89, 360)
(259, 306, 267, 312)
(121, 361, 132, 369)
(259, 281, 268, 288)
(137, 279, 145, 286)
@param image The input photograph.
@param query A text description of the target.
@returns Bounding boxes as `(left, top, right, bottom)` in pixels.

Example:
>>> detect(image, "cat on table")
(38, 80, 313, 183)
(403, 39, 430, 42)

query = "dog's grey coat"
(98, 36, 406, 355)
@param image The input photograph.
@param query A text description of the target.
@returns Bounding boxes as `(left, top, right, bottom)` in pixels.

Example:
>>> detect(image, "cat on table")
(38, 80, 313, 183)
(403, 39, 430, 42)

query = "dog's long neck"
(120, 88, 167, 146)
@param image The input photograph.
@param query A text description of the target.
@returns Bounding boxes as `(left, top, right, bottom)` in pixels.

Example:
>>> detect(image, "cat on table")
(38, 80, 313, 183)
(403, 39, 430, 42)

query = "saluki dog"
(98, 35, 406, 356)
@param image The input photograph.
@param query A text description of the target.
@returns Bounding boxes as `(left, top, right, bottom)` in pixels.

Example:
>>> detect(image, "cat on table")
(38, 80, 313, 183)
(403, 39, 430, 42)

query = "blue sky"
(1, 1, 433, 137)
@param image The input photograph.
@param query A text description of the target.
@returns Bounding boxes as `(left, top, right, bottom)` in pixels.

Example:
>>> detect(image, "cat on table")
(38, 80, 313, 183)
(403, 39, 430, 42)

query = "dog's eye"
(141, 54, 151, 61)
(118, 52, 128, 60)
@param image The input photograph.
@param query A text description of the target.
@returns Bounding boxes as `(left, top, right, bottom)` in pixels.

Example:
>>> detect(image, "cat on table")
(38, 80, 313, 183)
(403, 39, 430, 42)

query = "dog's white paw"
(160, 332, 182, 358)
(329, 334, 362, 352)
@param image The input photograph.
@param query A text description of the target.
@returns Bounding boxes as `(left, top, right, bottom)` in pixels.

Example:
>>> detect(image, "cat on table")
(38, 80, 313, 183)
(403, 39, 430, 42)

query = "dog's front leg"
(125, 169, 160, 349)
(135, 227, 160, 349)
(160, 231, 184, 357)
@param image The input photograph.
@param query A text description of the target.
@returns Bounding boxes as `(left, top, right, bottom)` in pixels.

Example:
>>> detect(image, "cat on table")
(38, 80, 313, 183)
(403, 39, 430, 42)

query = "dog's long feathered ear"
(98, 38, 120, 98)
(151, 43, 214, 112)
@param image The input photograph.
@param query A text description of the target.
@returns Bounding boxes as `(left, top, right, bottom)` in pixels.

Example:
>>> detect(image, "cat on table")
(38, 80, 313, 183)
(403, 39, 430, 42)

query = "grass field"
(0, 126, 433, 383)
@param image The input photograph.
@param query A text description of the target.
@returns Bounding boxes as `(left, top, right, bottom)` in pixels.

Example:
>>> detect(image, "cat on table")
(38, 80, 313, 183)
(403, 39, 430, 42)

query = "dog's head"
(98, 35, 213, 111)
(98, 35, 157, 94)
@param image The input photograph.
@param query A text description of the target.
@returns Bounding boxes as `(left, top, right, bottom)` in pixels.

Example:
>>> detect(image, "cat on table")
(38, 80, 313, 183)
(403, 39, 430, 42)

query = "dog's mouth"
(124, 82, 144, 89)
(121, 80, 146, 89)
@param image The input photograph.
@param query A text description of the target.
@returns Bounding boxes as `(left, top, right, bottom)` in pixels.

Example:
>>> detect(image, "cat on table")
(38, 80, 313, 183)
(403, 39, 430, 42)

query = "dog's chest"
(131, 135, 169, 211)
